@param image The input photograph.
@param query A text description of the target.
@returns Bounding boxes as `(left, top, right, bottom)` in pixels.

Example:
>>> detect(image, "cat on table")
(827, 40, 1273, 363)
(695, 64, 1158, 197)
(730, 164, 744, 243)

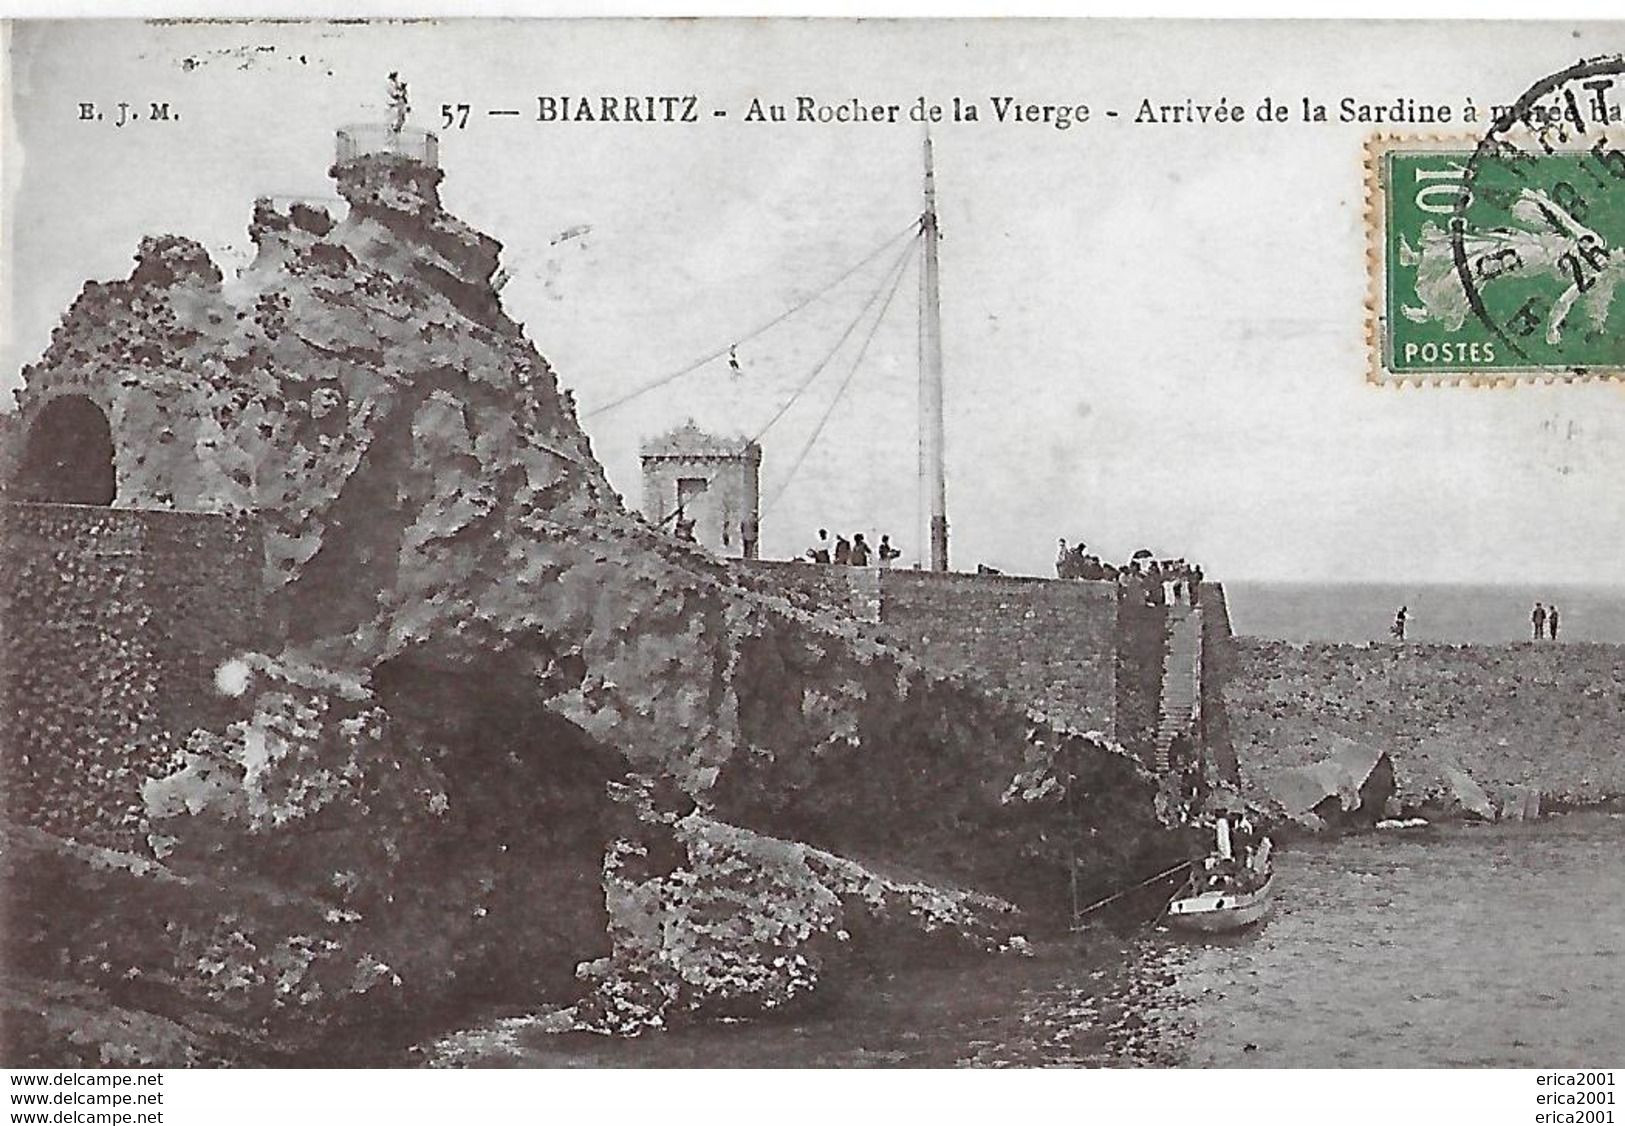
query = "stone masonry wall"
(871, 571, 1120, 735)
(1226, 638, 1625, 806)
(730, 558, 882, 622)
(0, 503, 263, 847)
(1112, 596, 1166, 764)
(732, 563, 1241, 771)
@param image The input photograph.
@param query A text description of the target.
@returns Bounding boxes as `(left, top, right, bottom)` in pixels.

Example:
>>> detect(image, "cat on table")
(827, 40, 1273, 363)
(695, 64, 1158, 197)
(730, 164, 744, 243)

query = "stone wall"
(732, 558, 882, 622)
(1111, 597, 1166, 762)
(873, 571, 1122, 737)
(733, 564, 1244, 766)
(1226, 638, 1625, 807)
(0, 503, 263, 847)
(735, 563, 1125, 737)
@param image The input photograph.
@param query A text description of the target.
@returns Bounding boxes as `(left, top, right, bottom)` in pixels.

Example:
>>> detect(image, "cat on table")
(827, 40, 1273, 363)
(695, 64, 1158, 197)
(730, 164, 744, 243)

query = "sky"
(5, 18, 1625, 584)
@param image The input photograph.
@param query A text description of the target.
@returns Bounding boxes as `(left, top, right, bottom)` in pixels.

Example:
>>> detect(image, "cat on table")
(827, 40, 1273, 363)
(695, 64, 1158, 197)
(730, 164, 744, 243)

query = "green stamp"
(1371, 58, 1625, 382)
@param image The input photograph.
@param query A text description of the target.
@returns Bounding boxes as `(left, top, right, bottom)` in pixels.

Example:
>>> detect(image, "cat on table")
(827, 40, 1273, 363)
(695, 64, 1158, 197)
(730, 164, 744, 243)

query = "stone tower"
(639, 420, 761, 559)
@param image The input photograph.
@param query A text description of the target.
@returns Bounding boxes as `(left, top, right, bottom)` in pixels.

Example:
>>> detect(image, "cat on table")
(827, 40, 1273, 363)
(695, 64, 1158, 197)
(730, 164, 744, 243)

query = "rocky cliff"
(2, 143, 1181, 1063)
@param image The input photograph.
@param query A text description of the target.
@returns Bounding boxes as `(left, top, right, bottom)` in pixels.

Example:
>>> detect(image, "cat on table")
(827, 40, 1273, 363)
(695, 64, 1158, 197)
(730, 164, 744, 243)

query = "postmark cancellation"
(1367, 57, 1625, 386)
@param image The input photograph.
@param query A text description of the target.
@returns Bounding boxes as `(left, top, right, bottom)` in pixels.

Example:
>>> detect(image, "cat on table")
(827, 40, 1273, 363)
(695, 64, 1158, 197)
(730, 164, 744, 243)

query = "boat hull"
(1166, 875, 1274, 933)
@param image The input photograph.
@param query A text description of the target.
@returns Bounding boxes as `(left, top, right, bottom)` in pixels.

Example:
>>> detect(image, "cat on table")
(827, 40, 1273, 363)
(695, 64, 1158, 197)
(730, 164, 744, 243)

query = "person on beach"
(1392, 606, 1408, 641)
(1532, 602, 1547, 641)
(1549, 605, 1560, 641)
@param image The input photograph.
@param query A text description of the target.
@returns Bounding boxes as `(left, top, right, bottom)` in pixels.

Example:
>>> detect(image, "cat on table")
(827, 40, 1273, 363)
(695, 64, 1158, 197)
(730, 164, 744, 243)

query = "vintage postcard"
(2, 16, 1622, 1095)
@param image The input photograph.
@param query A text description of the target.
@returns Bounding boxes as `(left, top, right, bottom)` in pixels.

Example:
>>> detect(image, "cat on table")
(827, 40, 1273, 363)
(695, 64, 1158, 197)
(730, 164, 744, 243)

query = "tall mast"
(919, 133, 949, 572)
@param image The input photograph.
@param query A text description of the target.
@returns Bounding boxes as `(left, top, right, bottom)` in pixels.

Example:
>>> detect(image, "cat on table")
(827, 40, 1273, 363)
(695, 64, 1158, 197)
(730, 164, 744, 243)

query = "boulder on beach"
(1437, 766, 1497, 821)
(1264, 736, 1394, 829)
(1402, 741, 1499, 821)
(1497, 784, 1542, 822)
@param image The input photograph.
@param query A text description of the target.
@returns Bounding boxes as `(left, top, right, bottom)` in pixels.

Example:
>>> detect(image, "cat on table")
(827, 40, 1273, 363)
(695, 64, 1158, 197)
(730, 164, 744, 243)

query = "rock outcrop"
(1397, 748, 1497, 822)
(1497, 784, 1542, 822)
(1261, 736, 1395, 830)
(2, 141, 1181, 1062)
(574, 813, 1026, 1035)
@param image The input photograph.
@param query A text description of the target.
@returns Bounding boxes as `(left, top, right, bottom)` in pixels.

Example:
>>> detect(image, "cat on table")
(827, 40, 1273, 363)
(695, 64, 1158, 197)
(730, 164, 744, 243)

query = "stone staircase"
(1153, 605, 1204, 772)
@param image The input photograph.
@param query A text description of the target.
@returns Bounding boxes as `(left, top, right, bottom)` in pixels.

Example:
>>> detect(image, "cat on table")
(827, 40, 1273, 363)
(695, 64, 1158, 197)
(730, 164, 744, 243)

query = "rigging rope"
(641, 229, 922, 529)
(760, 236, 920, 519)
(582, 217, 922, 420)
(1071, 859, 1194, 922)
(744, 230, 922, 449)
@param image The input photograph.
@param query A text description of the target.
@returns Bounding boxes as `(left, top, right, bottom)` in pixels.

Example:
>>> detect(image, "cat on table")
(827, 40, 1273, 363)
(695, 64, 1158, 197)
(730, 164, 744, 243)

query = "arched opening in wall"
(12, 395, 116, 505)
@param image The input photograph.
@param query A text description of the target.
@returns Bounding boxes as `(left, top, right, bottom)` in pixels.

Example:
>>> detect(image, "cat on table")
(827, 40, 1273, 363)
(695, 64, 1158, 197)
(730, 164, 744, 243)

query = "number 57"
(441, 103, 470, 130)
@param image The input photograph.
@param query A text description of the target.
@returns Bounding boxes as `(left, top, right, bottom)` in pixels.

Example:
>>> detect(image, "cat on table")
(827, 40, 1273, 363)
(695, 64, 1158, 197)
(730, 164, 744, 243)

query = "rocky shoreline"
(0, 145, 1185, 1068)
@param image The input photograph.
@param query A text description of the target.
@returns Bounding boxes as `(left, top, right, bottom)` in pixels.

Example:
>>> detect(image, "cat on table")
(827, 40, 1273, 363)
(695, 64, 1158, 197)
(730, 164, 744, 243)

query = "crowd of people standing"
(1055, 540, 1204, 606)
(796, 528, 1210, 592)
(805, 528, 903, 568)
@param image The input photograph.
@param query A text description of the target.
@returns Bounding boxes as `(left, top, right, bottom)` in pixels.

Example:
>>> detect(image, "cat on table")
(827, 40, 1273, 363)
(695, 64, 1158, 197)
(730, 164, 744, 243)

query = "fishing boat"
(1166, 819, 1275, 933)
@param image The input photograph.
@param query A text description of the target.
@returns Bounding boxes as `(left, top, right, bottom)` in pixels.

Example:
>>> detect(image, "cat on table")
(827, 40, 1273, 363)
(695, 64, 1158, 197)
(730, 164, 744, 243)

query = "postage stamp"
(1369, 56, 1625, 384)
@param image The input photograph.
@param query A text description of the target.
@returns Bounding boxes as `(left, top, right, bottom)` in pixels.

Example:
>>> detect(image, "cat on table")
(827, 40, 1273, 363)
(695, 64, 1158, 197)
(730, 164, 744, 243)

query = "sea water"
(1224, 582, 1625, 645)
(439, 811, 1625, 1067)
(975, 812, 1625, 1068)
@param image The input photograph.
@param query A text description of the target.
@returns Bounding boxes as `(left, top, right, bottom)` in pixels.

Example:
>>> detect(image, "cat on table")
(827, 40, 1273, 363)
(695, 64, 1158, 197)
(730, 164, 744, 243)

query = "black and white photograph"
(0, 13, 1621, 1110)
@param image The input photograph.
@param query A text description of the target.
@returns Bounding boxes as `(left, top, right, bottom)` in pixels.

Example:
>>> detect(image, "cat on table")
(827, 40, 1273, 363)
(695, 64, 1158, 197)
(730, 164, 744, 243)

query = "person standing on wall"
(808, 529, 831, 564)
(849, 533, 871, 566)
